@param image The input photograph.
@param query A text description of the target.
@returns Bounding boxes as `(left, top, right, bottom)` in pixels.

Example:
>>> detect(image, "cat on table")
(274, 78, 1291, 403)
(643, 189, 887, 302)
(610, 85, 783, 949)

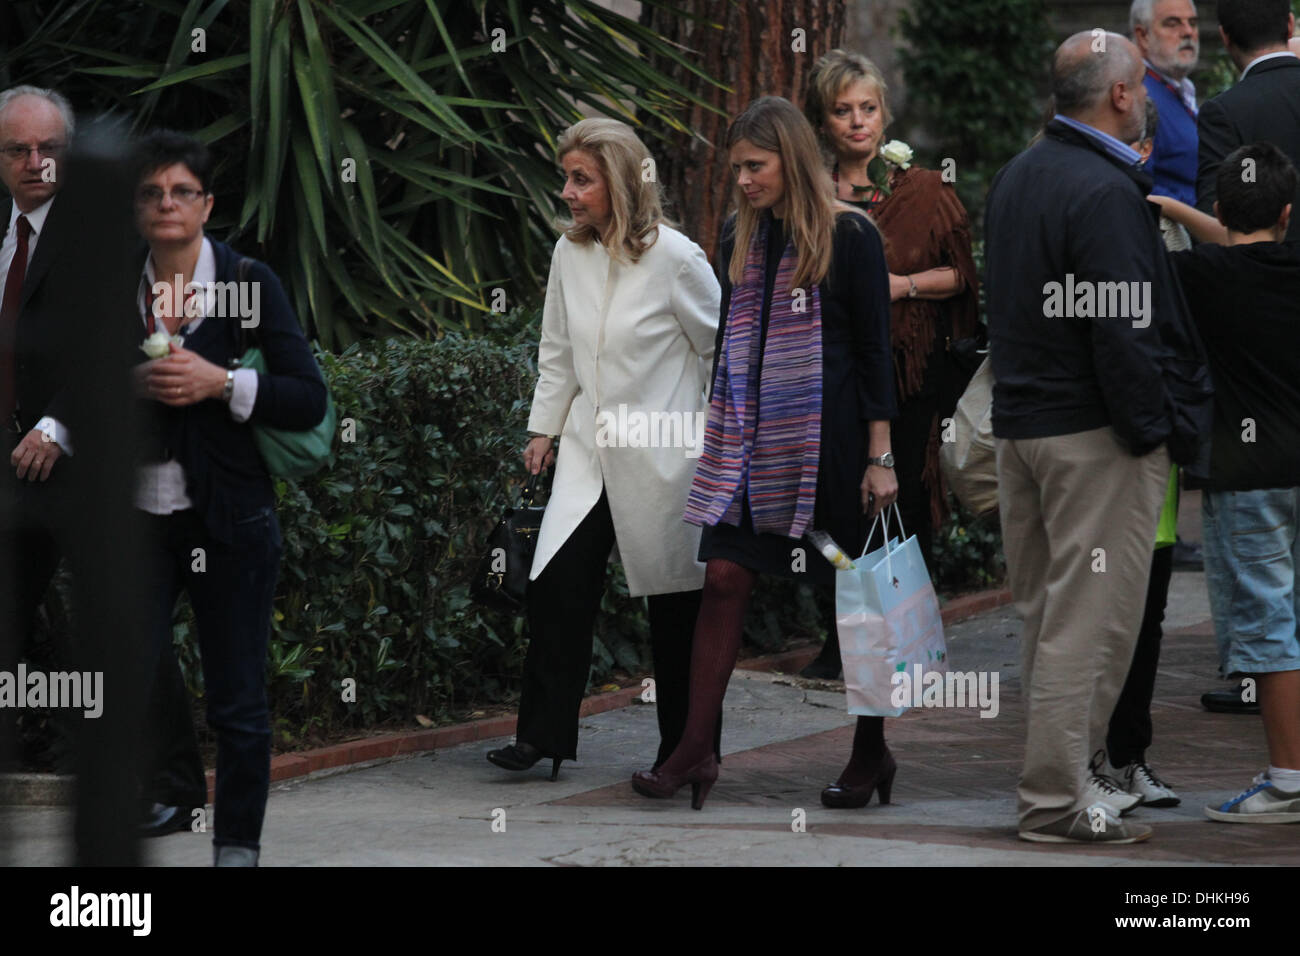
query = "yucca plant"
(4, 0, 723, 347)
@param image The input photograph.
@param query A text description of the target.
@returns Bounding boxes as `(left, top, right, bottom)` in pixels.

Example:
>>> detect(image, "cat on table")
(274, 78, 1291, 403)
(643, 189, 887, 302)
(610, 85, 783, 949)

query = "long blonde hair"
(557, 118, 668, 264)
(727, 96, 839, 291)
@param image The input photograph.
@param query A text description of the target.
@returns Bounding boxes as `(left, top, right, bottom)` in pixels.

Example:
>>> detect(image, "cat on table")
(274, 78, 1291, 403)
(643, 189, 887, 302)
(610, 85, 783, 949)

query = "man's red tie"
(0, 215, 33, 426)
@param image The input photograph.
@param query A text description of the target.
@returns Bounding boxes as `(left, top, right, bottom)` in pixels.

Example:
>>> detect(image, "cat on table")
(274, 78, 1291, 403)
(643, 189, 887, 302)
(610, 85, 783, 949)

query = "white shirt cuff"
(35, 417, 73, 455)
(228, 368, 259, 423)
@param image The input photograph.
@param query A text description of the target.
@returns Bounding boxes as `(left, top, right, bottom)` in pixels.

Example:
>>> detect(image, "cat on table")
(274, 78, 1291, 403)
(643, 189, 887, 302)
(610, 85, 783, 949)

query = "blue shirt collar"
(1053, 114, 1142, 165)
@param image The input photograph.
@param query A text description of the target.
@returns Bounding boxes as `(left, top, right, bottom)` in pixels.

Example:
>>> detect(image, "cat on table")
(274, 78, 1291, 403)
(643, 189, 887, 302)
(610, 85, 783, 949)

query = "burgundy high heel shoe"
(631, 754, 719, 810)
(820, 748, 897, 809)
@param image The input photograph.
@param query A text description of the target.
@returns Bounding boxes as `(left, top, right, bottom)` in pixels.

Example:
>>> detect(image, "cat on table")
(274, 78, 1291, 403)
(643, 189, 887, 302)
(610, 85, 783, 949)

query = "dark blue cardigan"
(138, 237, 328, 543)
(1143, 71, 1198, 206)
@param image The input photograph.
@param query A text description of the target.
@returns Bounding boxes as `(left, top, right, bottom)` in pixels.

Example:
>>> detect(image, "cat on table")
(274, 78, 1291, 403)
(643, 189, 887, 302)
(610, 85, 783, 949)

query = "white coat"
(527, 225, 720, 596)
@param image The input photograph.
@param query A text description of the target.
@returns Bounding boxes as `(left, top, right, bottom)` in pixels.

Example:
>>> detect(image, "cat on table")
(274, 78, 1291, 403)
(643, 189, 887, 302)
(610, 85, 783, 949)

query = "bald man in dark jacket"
(985, 30, 1211, 846)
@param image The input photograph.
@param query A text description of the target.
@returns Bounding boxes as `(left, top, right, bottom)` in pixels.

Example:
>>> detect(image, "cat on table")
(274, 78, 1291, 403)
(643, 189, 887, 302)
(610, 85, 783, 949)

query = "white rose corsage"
(140, 330, 184, 359)
(863, 139, 913, 199)
(879, 140, 914, 169)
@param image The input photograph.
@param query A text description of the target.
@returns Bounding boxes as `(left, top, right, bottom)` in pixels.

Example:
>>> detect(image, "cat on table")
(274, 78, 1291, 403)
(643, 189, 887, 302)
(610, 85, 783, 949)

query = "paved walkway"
(7, 565, 1297, 866)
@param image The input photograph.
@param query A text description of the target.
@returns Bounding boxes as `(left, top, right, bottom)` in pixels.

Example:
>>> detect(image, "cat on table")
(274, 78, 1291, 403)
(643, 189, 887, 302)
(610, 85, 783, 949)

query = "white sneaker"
(1120, 761, 1180, 808)
(1205, 771, 1300, 823)
(1084, 773, 1142, 816)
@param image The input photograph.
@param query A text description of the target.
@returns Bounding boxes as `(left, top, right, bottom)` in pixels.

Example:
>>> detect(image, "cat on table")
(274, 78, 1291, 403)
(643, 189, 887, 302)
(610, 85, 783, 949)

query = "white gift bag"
(836, 505, 948, 717)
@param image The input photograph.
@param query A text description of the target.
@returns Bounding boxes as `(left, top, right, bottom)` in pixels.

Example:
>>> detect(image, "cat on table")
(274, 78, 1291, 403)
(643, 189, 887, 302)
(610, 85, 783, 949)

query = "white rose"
(140, 330, 185, 359)
(880, 140, 913, 170)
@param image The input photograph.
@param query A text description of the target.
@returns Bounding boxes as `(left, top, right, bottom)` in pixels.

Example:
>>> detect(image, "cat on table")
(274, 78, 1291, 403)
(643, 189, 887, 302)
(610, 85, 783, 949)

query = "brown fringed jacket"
(870, 165, 980, 531)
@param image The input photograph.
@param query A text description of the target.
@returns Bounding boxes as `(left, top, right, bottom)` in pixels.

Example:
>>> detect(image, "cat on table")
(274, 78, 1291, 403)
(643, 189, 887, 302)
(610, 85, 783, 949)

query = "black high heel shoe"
(798, 657, 842, 680)
(820, 747, 897, 809)
(486, 742, 563, 781)
(800, 619, 842, 680)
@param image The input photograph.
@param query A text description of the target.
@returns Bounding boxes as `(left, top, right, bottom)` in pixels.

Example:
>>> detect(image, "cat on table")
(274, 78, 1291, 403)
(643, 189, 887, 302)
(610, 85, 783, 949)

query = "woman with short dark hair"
(130, 130, 327, 866)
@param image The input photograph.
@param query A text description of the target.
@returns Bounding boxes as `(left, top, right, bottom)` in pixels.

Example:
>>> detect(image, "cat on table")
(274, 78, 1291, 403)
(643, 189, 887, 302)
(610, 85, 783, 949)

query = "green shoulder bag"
(235, 257, 337, 478)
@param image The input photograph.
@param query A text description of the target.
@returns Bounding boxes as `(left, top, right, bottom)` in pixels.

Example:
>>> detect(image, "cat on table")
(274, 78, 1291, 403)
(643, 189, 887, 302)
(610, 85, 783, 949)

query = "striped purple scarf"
(684, 217, 823, 538)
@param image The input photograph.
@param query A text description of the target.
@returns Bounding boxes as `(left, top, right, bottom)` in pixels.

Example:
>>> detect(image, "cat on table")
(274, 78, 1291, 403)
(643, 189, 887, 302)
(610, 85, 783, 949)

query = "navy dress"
(698, 211, 896, 590)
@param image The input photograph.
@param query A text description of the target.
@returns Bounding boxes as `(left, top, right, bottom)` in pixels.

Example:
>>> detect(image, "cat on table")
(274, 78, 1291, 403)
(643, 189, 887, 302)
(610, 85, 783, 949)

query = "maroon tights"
(656, 557, 887, 785)
(655, 559, 755, 774)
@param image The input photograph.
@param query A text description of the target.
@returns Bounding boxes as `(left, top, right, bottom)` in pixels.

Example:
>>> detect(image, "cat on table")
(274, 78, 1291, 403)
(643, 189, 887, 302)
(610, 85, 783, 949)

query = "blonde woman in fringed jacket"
(486, 118, 721, 780)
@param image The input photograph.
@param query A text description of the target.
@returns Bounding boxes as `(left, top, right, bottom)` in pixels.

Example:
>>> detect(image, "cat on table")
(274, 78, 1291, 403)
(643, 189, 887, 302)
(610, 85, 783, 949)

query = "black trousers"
(1106, 544, 1175, 766)
(0, 439, 205, 809)
(143, 640, 207, 811)
(0, 441, 69, 773)
(517, 489, 714, 765)
(892, 356, 945, 574)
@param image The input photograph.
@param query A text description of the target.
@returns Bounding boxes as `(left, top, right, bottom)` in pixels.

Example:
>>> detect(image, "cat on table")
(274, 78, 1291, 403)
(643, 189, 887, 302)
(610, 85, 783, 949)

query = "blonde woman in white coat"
(487, 118, 722, 780)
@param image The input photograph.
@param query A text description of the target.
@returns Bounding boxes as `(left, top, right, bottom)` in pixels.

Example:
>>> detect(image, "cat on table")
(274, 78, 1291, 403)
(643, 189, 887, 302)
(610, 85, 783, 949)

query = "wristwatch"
(906, 275, 918, 298)
(867, 452, 895, 468)
(221, 369, 235, 403)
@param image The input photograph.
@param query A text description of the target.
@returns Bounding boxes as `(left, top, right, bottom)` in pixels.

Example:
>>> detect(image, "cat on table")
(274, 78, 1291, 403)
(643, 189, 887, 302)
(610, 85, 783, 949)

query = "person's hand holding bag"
(523, 435, 555, 475)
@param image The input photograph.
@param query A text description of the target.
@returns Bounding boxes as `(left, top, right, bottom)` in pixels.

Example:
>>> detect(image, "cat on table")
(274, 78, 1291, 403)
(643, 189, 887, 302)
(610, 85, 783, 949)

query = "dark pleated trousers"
(516, 488, 716, 765)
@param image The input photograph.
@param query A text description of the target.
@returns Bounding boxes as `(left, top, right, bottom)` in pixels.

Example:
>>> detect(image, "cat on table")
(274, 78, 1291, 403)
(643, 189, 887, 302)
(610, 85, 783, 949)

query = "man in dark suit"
(1, 89, 204, 842)
(0, 86, 80, 689)
(1198, 0, 1300, 241)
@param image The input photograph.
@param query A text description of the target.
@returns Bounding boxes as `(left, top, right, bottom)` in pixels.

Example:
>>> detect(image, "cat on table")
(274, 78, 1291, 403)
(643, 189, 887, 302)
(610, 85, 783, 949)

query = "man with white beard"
(1132, 0, 1201, 203)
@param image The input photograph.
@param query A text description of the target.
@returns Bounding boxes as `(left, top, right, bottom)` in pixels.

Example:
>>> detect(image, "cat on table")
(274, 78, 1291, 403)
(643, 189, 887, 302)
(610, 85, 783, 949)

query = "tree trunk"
(639, 0, 846, 261)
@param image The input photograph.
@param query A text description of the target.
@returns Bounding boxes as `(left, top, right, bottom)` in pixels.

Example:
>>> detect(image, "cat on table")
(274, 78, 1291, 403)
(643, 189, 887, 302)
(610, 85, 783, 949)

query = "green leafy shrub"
(257, 330, 540, 731)
(931, 501, 1006, 596)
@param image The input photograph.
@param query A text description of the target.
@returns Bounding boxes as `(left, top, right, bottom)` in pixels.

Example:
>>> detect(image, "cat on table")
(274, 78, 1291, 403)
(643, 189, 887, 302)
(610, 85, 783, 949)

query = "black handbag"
(471, 470, 551, 611)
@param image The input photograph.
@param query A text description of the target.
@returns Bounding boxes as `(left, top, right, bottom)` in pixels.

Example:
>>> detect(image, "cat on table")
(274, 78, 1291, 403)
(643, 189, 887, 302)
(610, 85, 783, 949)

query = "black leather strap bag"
(471, 470, 551, 611)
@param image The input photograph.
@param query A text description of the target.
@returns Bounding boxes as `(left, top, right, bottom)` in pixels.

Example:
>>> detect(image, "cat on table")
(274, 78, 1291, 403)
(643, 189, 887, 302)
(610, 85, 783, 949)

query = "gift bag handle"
(860, 501, 906, 558)
(862, 502, 906, 590)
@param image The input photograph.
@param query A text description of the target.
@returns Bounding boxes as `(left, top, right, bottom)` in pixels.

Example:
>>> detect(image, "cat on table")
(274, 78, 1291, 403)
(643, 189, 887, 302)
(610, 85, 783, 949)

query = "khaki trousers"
(996, 426, 1168, 831)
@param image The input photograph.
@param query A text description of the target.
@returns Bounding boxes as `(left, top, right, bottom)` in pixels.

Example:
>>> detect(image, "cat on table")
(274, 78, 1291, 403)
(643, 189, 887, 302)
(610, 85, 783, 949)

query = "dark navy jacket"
(984, 119, 1213, 477)
(137, 237, 327, 542)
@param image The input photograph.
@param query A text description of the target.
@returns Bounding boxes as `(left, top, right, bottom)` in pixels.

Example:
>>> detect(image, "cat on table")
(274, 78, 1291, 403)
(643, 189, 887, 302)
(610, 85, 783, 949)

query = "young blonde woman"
(631, 97, 899, 810)
(487, 118, 722, 780)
